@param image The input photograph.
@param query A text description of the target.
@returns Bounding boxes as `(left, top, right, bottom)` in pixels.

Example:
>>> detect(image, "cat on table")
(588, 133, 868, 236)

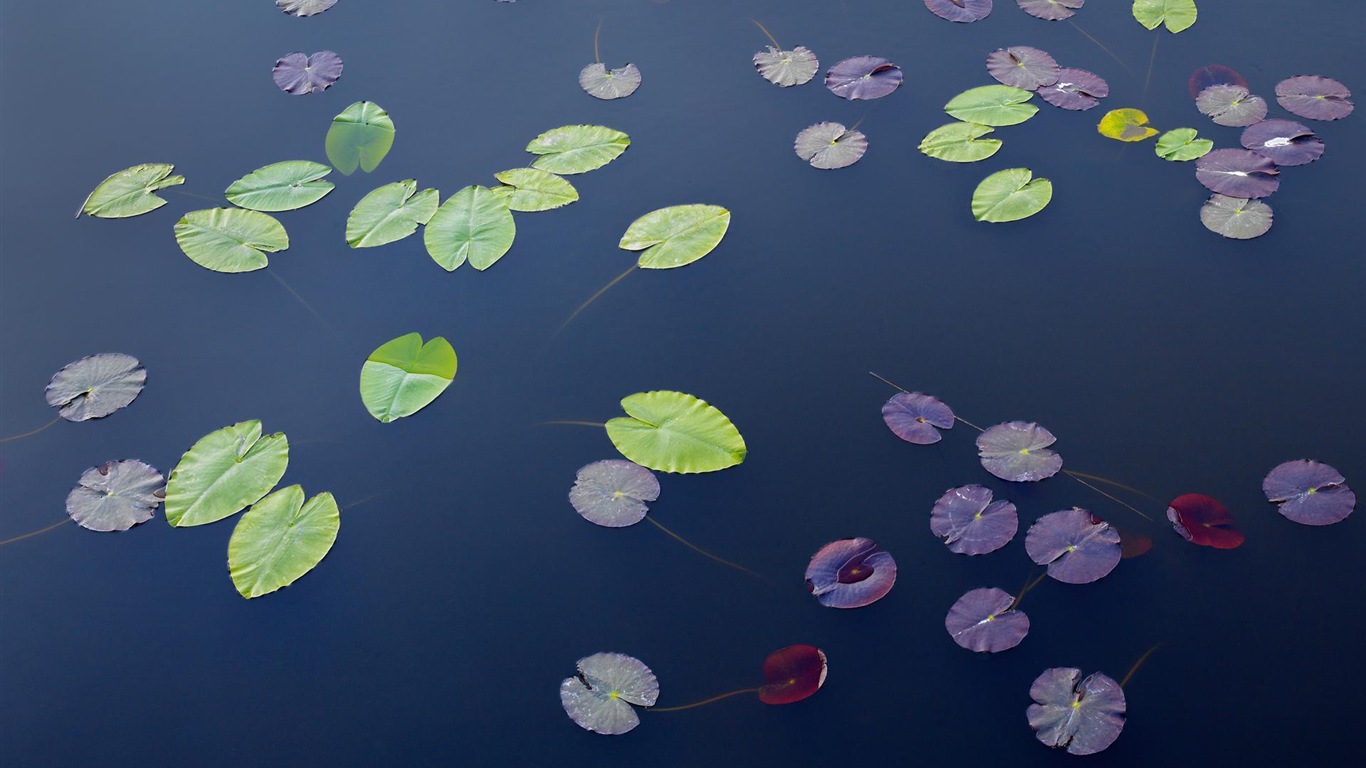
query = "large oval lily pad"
(345, 179, 439, 248)
(805, 537, 896, 609)
(1200, 194, 1273, 240)
(359, 333, 457, 423)
(228, 485, 339, 598)
(325, 101, 395, 175)
(794, 122, 867, 170)
(1154, 128, 1213, 161)
(579, 62, 641, 100)
(605, 391, 746, 474)
(619, 204, 731, 269)
(79, 164, 185, 219)
(1028, 667, 1126, 754)
(924, 0, 992, 23)
(1275, 76, 1354, 121)
(526, 125, 630, 175)
(1263, 459, 1355, 526)
(424, 186, 516, 271)
(1039, 68, 1108, 110)
(65, 460, 164, 532)
(569, 460, 659, 528)
(271, 51, 342, 95)
(986, 47, 1060, 91)
(45, 352, 146, 422)
(1017, 0, 1083, 21)
(1195, 149, 1279, 198)
(945, 85, 1038, 127)
(930, 484, 1018, 555)
(971, 169, 1053, 223)
(1196, 84, 1268, 127)
(754, 45, 819, 87)
(173, 208, 289, 273)
(919, 122, 1001, 163)
(1240, 120, 1324, 166)
(882, 391, 955, 444)
(491, 168, 579, 212)
(945, 587, 1029, 652)
(225, 161, 334, 212)
(825, 56, 902, 100)
(1132, 0, 1198, 33)
(164, 420, 289, 527)
(1025, 508, 1121, 583)
(560, 652, 659, 735)
(977, 420, 1063, 479)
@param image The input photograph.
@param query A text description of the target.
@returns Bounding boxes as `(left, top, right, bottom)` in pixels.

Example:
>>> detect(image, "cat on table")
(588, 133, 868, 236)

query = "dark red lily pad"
(882, 392, 955, 445)
(1240, 119, 1324, 166)
(1276, 76, 1354, 121)
(1166, 493, 1244, 549)
(1195, 149, 1280, 199)
(1038, 68, 1109, 111)
(805, 537, 897, 608)
(758, 645, 828, 704)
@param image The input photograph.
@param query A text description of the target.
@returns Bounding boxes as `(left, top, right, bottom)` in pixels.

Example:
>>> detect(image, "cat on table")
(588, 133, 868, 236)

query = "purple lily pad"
(1025, 508, 1121, 584)
(65, 460, 164, 532)
(805, 537, 896, 609)
(1240, 120, 1324, 166)
(1195, 149, 1280, 199)
(930, 484, 1018, 555)
(272, 51, 343, 95)
(882, 392, 955, 445)
(977, 421, 1064, 482)
(924, 0, 992, 23)
(1017, 0, 1083, 21)
(1276, 76, 1354, 121)
(987, 47, 1060, 91)
(945, 587, 1030, 652)
(569, 460, 660, 528)
(1027, 668, 1126, 755)
(1263, 460, 1355, 526)
(1038, 68, 1109, 111)
(824, 56, 903, 100)
(1196, 84, 1268, 127)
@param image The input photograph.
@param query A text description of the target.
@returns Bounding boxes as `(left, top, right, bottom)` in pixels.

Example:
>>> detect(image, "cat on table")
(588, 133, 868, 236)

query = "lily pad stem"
(0, 416, 60, 443)
(649, 687, 760, 712)
(0, 518, 71, 547)
(1120, 644, 1161, 687)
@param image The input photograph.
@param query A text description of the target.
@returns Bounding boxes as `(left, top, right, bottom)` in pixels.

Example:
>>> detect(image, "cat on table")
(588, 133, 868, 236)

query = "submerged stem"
(593, 18, 603, 63)
(541, 420, 606, 428)
(268, 271, 325, 324)
(646, 516, 768, 583)
(1010, 568, 1049, 611)
(649, 687, 760, 712)
(1063, 470, 1160, 502)
(1120, 644, 1161, 688)
(1141, 33, 1160, 105)
(0, 416, 61, 443)
(749, 18, 782, 50)
(1067, 21, 1132, 74)
(554, 264, 637, 338)
(1065, 473, 1154, 521)
(867, 370, 909, 393)
(953, 415, 985, 433)
(0, 518, 71, 547)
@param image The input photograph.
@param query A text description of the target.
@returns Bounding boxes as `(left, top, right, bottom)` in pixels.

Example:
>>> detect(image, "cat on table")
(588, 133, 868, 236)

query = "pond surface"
(2, 1, 1361, 765)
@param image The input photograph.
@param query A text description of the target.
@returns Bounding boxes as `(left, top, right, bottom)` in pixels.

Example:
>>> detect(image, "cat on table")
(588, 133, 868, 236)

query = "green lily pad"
(619, 205, 731, 270)
(346, 180, 439, 248)
(526, 125, 630, 175)
(1154, 128, 1213, 161)
(491, 168, 580, 212)
(1097, 108, 1159, 142)
(173, 208, 289, 273)
(606, 391, 747, 474)
(79, 163, 185, 219)
(424, 186, 516, 271)
(919, 122, 1002, 163)
(944, 86, 1038, 127)
(325, 101, 395, 175)
(1132, 0, 1197, 33)
(228, 485, 339, 598)
(164, 420, 289, 527)
(225, 161, 334, 212)
(359, 333, 457, 423)
(971, 168, 1053, 223)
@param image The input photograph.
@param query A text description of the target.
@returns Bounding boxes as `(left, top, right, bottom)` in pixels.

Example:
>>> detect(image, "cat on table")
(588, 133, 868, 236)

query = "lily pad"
(1275, 76, 1354, 121)
(271, 51, 342, 95)
(1240, 120, 1324, 166)
(579, 62, 642, 100)
(65, 460, 164, 532)
(173, 208, 289, 273)
(526, 125, 630, 175)
(930, 484, 1019, 555)
(753, 45, 819, 87)
(794, 122, 868, 170)
(79, 164, 185, 219)
(971, 169, 1053, 223)
(277, 0, 336, 16)
(1098, 108, 1159, 142)
(225, 161, 334, 212)
(1196, 84, 1268, 127)
(977, 421, 1063, 480)
(618, 204, 731, 269)
(1017, 0, 1083, 21)
(1167, 493, 1244, 549)
(1189, 64, 1248, 100)
(805, 537, 897, 609)
(882, 391, 955, 444)
(1132, 0, 1197, 33)
(1039, 68, 1109, 111)
(758, 645, 828, 704)
(45, 353, 146, 422)
(164, 420, 289, 527)
(345, 180, 439, 248)
(919, 122, 1002, 163)
(987, 47, 1060, 91)
(945, 85, 1038, 127)
(228, 485, 339, 598)
(824, 56, 903, 100)
(1263, 459, 1355, 526)
(359, 333, 457, 423)
(424, 186, 516, 271)
(560, 652, 658, 735)
(1028, 667, 1126, 754)
(325, 101, 394, 175)
(1025, 508, 1121, 584)
(1195, 149, 1279, 198)
(1199, 194, 1273, 240)
(491, 168, 579, 211)
(569, 460, 659, 528)
(1154, 128, 1213, 161)
(945, 587, 1030, 652)
(924, 0, 992, 23)
(605, 391, 747, 474)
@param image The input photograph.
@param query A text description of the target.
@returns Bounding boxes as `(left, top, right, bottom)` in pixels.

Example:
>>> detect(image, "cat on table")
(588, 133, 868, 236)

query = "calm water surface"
(2, 1, 1362, 766)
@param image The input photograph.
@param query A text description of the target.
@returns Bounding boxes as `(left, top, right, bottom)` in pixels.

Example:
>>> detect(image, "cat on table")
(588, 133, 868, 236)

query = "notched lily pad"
(560, 652, 659, 735)
(424, 186, 516, 271)
(45, 353, 146, 422)
(1195, 149, 1279, 198)
(359, 333, 457, 423)
(1017, 0, 1083, 21)
(794, 122, 867, 170)
(1132, 0, 1198, 34)
(164, 420, 290, 528)
(277, 0, 336, 16)
(1275, 76, 1354, 121)
(1028, 667, 1126, 754)
(946, 587, 1029, 652)
(325, 101, 395, 175)
(1039, 68, 1108, 111)
(1098, 108, 1159, 142)
(79, 164, 185, 219)
(228, 485, 340, 598)
(491, 168, 579, 211)
(526, 125, 630, 175)
(173, 208, 289, 273)
(225, 161, 334, 212)
(569, 460, 659, 528)
(605, 391, 746, 473)
(1240, 119, 1324, 166)
(971, 169, 1053, 223)
(825, 56, 903, 100)
(882, 391, 955, 444)
(930, 484, 1018, 555)
(1154, 128, 1213, 161)
(919, 122, 1001, 163)
(1199, 194, 1272, 240)
(272, 51, 343, 95)
(619, 205, 731, 269)
(924, 0, 993, 23)
(579, 63, 641, 100)
(986, 47, 1060, 91)
(945, 85, 1038, 127)
(65, 459, 164, 532)
(805, 537, 897, 608)
(1196, 84, 1267, 127)
(754, 45, 819, 87)
(977, 420, 1063, 480)
(345, 180, 439, 248)
(1263, 459, 1355, 526)
(1025, 508, 1121, 584)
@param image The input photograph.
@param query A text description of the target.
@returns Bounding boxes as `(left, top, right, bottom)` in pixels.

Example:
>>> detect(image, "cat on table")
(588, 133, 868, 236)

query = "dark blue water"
(2, 1, 1362, 765)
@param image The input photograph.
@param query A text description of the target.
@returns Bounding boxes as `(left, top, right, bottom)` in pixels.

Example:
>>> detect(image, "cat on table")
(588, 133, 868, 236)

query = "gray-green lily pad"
(794, 122, 868, 170)
(65, 460, 164, 532)
(491, 168, 579, 211)
(225, 161, 334, 212)
(619, 205, 731, 269)
(606, 390, 747, 473)
(325, 101, 395, 175)
(164, 420, 290, 527)
(277, 0, 336, 16)
(424, 186, 516, 271)
(569, 460, 660, 527)
(945, 85, 1038, 127)
(971, 169, 1052, 223)
(359, 333, 457, 423)
(228, 485, 340, 598)
(560, 652, 659, 735)
(579, 63, 641, 100)
(345, 180, 439, 248)
(754, 45, 819, 87)
(1196, 84, 1267, 127)
(1199, 194, 1272, 240)
(919, 122, 1001, 162)
(526, 125, 630, 175)
(79, 164, 185, 219)
(173, 208, 289, 273)
(45, 352, 146, 422)
(1154, 128, 1213, 161)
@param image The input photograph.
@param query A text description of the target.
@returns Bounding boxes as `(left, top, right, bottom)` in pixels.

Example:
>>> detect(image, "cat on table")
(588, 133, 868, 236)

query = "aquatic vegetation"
(1097, 108, 1158, 142)
(606, 391, 746, 473)
(930, 485, 1018, 555)
(569, 460, 659, 527)
(1241, 119, 1325, 166)
(945, 587, 1029, 652)
(971, 169, 1053, 223)
(45, 353, 145, 422)
(225, 161, 334, 212)
(560, 652, 659, 735)
(794, 122, 867, 170)
(924, 0, 992, 23)
(1131, 0, 1197, 34)
(1275, 76, 1354, 120)
(750, 20, 817, 87)
(325, 101, 395, 175)
(490, 168, 579, 211)
(805, 537, 896, 608)
(526, 125, 630, 175)
(619, 205, 731, 269)
(1188, 65, 1248, 100)
(1017, 0, 1082, 21)
(1196, 84, 1268, 127)
(164, 421, 290, 527)
(1025, 508, 1121, 583)
(78, 164, 184, 219)
(1195, 149, 1280, 198)
(756, 645, 827, 704)
(271, 51, 342, 95)
(1200, 194, 1273, 240)
(919, 122, 1001, 163)
(824, 56, 902, 100)
(945, 85, 1038, 127)
(345, 180, 439, 248)
(987, 46, 1060, 91)
(1038, 68, 1108, 110)
(1263, 460, 1355, 525)
(228, 485, 339, 598)
(580, 22, 640, 100)
(1154, 127, 1213, 161)
(173, 208, 289, 273)
(65, 460, 164, 532)
(359, 333, 457, 422)
(882, 391, 955, 444)
(1166, 493, 1244, 548)
(1027, 667, 1126, 754)
(424, 186, 516, 271)
(276, 0, 336, 16)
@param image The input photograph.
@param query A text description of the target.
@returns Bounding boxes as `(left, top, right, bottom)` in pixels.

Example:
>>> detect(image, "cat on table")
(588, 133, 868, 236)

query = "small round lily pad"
(945, 587, 1029, 652)
(882, 392, 955, 445)
(977, 421, 1063, 481)
(45, 353, 146, 422)
(930, 484, 1018, 555)
(65, 460, 164, 532)
(794, 122, 868, 170)
(569, 460, 660, 527)
(1263, 459, 1355, 526)
(1025, 508, 1121, 584)
(560, 652, 659, 735)
(579, 63, 641, 100)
